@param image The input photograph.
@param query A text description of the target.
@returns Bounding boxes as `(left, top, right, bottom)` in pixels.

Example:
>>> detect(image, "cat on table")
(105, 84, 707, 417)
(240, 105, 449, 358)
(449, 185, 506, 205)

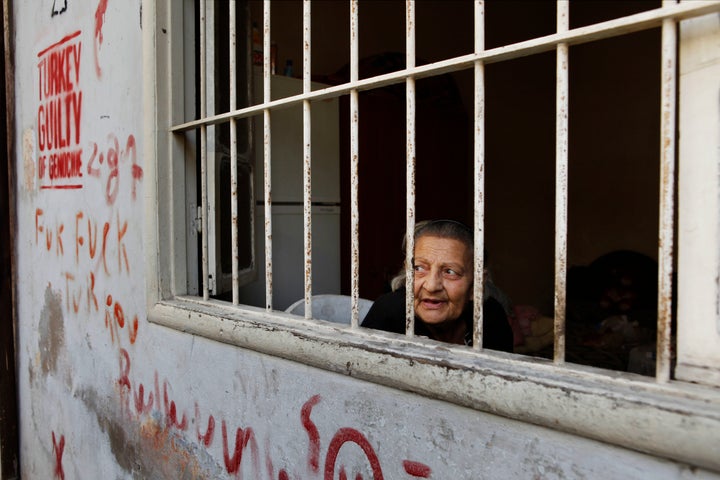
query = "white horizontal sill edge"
(148, 297, 720, 473)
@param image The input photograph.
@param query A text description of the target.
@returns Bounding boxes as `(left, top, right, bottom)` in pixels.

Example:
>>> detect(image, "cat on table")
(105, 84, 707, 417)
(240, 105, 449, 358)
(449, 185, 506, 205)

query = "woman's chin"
(417, 309, 453, 325)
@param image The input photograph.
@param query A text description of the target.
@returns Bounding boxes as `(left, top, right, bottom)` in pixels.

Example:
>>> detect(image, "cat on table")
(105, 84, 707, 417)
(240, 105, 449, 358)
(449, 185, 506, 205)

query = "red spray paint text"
(37, 31, 83, 189)
(117, 350, 433, 479)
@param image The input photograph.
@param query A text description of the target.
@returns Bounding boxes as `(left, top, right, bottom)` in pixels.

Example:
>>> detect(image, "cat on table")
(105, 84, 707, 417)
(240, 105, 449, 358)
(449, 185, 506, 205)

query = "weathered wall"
(11, 1, 720, 479)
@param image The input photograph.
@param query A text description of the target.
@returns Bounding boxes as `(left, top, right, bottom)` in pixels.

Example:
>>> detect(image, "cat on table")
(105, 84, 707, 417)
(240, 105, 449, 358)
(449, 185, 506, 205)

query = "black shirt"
(361, 288, 514, 352)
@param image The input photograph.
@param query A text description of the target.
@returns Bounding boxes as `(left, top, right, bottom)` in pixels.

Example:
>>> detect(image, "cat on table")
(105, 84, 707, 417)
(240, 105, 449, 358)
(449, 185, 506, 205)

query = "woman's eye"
(444, 268, 460, 277)
(413, 265, 425, 272)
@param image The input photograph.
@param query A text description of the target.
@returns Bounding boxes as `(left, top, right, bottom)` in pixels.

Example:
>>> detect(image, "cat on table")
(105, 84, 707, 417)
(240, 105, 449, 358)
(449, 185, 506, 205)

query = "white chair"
(285, 294, 374, 325)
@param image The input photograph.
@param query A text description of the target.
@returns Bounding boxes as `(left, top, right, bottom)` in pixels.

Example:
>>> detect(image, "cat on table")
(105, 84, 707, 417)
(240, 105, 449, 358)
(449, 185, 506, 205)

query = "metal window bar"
(404, 0, 417, 338)
(303, 0, 313, 319)
(263, 0, 273, 310)
(229, 0, 239, 305)
(174, 1, 720, 372)
(173, 1, 718, 137)
(472, 0, 485, 351)
(657, 0, 677, 383)
(554, 0, 569, 364)
(349, 0, 361, 328)
(199, 0, 209, 301)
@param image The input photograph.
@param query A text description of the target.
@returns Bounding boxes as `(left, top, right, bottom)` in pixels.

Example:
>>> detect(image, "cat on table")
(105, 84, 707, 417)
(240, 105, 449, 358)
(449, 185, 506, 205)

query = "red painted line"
(38, 30, 81, 57)
(403, 460, 432, 478)
(41, 184, 83, 190)
(301, 395, 322, 472)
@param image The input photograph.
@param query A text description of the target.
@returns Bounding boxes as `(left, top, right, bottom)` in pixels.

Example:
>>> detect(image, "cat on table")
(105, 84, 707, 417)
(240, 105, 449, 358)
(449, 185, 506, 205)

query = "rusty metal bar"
(656, 0, 677, 383)
(554, 0, 569, 364)
(200, 0, 209, 301)
(303, 0, 313, 319)
(172, 2, 720, 135)
(404, 0, 416, 337)
(263, 0, 273, 310)
(229, 0, 239, 305)
(350, 0, 360, 328)
(472, 0, 486, 351)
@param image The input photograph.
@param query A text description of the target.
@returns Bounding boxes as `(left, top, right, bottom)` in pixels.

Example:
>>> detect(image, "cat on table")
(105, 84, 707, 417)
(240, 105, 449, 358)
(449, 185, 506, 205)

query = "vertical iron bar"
(350, 0, 361, 328)
(473, 0, 486, 351)
(230, 0, 239, 305)
(264, 0, 273, 310)
(303, 0, 313, 319)
(554, 0, 569, 364)
(405, 0, 416, 337)
(657, 0, 677, 383)
(200, 0, 209, 301)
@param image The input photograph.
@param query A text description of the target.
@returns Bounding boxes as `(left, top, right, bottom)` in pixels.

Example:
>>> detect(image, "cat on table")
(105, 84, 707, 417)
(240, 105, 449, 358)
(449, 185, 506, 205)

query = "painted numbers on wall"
(87, 133, 143, 205)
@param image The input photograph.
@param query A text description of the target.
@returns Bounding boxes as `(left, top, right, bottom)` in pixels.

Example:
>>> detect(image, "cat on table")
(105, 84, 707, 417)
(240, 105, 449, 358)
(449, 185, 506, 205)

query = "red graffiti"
(134, 382, 154, 415)
(129, 315, 139, 344)
(325, 428, 384, 480)
(36, 209, 95, 265)
(163, 381, 188, 430)
(301, 394, 322, 472)
(127, 135, 143, 200)
(62, 270, 99, 315)
(94, 0, 109, 77)
(37, 94, 82, 151)
(39, 209, 137, 291)
(113, 299, 125, 328)
(195, 404, 215, 447)
(87, 134, 143, 206)
(73, 210, 100, 262)
(117, 351, 433, 478)
(117, 214, 129, 273)
(102, 300, 139, 345)
(118, 348, 131, 390)
(101, 218, 110, 275)
(403, 460, 432, 478)
(37, 30, 83, 189)
(63, 271, 96, 313)
(221, 421, 260, 475)
(52, 431, 66, 480)
(35, 208, 65, 256)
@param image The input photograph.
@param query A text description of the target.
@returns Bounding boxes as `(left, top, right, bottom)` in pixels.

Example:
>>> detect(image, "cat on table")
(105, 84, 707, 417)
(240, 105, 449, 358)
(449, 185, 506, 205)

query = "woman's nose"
(423, 270, 443, 292)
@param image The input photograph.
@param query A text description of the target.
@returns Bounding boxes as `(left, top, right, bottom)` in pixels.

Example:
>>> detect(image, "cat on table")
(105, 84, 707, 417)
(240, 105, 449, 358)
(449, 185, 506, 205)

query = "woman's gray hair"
(414, 219, 473, 250)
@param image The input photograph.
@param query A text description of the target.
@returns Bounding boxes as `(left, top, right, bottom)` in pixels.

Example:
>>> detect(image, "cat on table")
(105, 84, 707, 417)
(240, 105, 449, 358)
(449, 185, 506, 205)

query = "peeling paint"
(81, 387, 224, 479)
(22, 128, 36, 193)
(39, 284, 64, 377)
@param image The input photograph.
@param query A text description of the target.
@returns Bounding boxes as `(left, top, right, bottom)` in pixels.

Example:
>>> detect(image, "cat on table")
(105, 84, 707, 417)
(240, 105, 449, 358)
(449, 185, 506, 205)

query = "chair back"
(285, 294, 374, 324)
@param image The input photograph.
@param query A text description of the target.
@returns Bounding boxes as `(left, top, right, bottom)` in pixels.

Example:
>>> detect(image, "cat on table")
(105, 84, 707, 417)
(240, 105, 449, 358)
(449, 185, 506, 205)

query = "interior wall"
(251, 0, 662, 314)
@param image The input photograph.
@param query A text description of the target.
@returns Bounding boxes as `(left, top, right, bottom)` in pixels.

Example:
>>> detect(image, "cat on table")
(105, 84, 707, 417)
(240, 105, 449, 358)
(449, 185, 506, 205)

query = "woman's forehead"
(414, 235, 472, 263)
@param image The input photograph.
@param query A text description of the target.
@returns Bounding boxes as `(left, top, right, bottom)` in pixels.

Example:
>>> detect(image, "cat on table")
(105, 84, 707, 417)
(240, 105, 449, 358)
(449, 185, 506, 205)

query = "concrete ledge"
(149, 296, 720, 473)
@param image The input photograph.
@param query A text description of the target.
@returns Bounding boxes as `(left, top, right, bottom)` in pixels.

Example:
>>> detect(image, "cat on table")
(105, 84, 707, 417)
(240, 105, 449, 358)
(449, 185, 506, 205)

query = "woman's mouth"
(421, 298, 447, 309)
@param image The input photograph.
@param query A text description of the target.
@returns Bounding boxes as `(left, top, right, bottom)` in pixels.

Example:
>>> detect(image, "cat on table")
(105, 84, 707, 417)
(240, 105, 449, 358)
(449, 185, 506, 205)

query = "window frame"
(144, 0, 720, 472)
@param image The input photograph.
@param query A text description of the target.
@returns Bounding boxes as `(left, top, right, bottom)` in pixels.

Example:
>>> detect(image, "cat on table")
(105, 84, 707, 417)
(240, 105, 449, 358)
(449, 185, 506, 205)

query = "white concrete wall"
(11, 1, 720, 479)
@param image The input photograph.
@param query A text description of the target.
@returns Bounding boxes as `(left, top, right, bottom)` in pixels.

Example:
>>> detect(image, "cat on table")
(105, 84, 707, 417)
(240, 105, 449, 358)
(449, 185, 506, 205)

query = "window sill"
(148, 296, 720, 472)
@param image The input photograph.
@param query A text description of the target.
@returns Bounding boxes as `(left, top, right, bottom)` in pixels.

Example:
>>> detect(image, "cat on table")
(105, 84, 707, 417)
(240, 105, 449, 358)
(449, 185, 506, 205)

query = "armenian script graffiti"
(117, 350, 434, 479)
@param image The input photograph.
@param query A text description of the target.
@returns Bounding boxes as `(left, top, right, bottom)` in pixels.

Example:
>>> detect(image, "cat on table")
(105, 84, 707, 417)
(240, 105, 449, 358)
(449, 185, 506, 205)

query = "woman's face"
(413, 235, 474, 325)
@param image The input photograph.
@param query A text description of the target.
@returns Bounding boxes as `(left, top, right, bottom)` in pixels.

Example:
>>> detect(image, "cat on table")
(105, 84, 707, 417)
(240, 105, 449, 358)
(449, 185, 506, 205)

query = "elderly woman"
(361, 219, 514, 352)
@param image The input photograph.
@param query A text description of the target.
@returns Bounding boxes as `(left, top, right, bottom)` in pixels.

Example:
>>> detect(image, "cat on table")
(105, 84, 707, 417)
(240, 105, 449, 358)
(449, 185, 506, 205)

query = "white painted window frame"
(144, 0, 720, 471)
